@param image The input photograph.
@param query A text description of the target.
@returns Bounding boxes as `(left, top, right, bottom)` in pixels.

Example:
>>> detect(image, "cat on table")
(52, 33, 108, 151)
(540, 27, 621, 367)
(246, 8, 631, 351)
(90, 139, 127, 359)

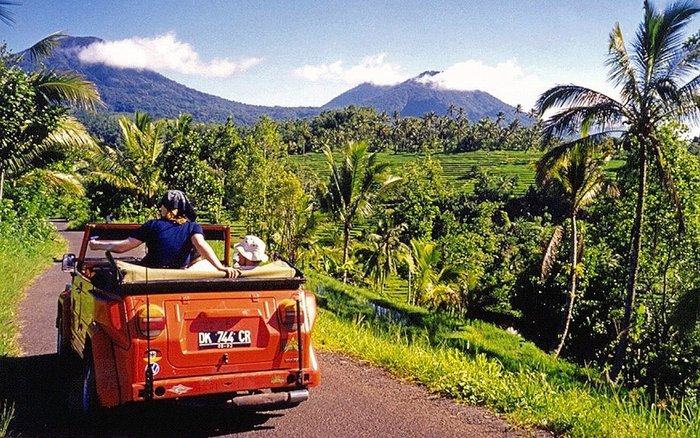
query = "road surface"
(1, 221, 548, 437)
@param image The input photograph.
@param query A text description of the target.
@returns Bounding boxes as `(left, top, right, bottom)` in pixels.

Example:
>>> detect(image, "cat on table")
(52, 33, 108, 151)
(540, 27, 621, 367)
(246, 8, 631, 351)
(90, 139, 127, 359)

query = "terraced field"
(289, 150, 540, 195)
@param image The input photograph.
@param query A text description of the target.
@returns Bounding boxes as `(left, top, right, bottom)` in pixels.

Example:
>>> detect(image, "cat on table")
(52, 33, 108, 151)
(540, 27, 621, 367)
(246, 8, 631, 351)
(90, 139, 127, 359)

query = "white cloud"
(294, 53, 406, 86)
(418, 59, 547, 110)
(77, 32, 262, 78)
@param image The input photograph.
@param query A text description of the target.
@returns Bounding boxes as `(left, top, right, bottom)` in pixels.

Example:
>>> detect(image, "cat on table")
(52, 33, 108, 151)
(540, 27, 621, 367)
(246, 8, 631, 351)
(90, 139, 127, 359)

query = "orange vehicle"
(57, 223, 320, 414)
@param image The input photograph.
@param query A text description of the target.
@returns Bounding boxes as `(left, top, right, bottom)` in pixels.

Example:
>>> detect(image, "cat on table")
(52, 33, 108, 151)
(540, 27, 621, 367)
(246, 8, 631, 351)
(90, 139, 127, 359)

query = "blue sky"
(2, 1, 693, 110)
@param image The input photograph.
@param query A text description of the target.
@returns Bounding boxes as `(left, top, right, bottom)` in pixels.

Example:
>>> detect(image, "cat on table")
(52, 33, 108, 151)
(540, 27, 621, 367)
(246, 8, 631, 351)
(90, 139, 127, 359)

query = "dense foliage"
(535, 0, 700, 382)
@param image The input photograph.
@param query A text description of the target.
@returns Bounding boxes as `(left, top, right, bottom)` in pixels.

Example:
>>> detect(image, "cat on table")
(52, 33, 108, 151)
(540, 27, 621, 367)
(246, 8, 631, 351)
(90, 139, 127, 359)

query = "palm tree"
(91, 112, 166, 210)
(0, 33, 102, 204)
(0, 0, 14, 26)
(361, 219, 409, 294)
(409, 239, 462, 311)
(537, 141, 617, 357)
(322, 141, 400, 282)
(534, 1, 700, 380)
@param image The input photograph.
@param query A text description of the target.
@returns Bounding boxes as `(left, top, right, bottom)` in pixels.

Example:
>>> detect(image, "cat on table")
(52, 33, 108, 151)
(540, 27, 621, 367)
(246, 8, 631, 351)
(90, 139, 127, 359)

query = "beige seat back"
(116, 260, 297, 284)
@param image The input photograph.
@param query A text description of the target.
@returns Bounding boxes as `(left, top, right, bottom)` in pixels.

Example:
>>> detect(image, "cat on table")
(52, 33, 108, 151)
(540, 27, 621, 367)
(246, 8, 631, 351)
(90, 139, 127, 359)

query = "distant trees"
(77, 103, 541, 160)
(273, 105, 538, 157)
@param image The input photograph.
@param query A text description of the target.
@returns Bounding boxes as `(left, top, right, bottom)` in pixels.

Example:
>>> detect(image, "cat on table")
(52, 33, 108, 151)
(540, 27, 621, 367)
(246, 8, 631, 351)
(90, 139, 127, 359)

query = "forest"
(2, 0, 700, 416)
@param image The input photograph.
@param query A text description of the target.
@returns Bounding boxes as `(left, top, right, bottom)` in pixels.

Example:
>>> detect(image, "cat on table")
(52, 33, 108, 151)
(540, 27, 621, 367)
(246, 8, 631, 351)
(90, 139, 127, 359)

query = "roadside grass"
(0, 401, 14, 437)
(0, 226, 65, 356)
(308, 272, 700, 438)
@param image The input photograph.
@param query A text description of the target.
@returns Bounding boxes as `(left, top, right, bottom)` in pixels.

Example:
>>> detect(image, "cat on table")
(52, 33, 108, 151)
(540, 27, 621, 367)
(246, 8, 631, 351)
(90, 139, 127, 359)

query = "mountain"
(323, 71, 528, 123)
(27, 36, 528, 125)
(26, 36, 320, 125)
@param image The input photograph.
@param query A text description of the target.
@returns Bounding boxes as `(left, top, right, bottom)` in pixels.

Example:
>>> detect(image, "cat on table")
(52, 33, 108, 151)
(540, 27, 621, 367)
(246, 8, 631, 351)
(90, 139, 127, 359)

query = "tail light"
(278, 299, 304, 330)
(135, 304, 166, 338)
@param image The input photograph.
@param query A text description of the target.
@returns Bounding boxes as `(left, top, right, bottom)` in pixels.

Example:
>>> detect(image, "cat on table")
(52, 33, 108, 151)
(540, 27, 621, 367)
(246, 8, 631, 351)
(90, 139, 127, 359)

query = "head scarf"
(159, 190, 198, 222)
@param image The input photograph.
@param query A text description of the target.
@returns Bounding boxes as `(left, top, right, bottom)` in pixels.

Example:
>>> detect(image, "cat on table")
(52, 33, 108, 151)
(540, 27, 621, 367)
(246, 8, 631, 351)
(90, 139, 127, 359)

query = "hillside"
(28, 36, 529, 125)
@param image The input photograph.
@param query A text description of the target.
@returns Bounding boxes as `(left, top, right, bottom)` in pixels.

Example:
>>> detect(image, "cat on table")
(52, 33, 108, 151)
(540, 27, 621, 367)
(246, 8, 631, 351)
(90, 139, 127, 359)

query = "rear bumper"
(229, 388, 309, 409)
(128, 368, 319, 405)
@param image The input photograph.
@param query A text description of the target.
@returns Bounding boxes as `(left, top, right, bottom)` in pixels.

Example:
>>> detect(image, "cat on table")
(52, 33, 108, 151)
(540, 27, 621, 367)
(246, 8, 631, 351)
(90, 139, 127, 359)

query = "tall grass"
(0, 401, 14, 437)
(0, 222, 65, 356)
(313, 310, 700, 437)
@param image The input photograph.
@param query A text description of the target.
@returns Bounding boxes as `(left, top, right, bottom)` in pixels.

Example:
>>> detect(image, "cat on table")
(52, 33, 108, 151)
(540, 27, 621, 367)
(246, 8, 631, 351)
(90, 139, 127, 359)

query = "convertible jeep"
(57, 223, 320, 414)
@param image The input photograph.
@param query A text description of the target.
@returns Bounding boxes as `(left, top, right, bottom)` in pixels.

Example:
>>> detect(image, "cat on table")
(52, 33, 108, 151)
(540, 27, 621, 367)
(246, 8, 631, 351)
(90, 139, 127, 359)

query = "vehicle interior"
(63, 223, 304, 294)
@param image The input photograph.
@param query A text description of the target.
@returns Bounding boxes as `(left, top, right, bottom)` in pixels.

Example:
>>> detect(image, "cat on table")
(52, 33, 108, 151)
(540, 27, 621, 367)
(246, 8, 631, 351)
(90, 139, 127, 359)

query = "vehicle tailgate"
(164, 293, 285, 370)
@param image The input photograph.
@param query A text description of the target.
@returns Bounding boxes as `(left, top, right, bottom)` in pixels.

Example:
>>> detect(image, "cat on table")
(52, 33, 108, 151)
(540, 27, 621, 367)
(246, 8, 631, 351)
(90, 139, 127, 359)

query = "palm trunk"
(342, 223, 350, 283)
(0, 167, 4, 222)
(611, 142, 647, 381)
(0, 167, 4, 204)
(553, 214, 578, 357)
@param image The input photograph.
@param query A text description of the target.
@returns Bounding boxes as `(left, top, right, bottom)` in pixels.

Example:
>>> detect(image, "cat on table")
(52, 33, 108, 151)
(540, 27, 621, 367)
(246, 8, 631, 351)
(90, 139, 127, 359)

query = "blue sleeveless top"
(129, 219, 203, 268)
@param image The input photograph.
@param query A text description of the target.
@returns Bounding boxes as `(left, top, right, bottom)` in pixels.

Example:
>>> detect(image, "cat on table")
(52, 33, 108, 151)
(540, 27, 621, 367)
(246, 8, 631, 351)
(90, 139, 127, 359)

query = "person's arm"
(191, 233, 240, 278)
(89, 237, 143, 253)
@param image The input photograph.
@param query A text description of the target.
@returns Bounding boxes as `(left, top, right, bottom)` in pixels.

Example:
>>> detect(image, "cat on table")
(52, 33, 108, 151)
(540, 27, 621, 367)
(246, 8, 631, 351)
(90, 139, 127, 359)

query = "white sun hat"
(234, 235, 269, 263)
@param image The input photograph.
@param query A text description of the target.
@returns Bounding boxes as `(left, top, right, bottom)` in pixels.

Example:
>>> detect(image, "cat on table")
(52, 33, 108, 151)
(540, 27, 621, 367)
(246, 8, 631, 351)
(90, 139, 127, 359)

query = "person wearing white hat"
(234, 235, 269, 269)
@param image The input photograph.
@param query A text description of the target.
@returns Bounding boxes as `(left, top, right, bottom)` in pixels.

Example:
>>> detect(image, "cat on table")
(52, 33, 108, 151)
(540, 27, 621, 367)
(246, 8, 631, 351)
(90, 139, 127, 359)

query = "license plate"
(198, 330, 252, 349)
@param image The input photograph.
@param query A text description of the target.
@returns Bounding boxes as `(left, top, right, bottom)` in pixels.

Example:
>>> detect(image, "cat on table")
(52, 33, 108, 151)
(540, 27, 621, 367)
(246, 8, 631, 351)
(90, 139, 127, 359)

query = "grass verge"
(308, 274, 699, 438)
(0, 225, 65, 356)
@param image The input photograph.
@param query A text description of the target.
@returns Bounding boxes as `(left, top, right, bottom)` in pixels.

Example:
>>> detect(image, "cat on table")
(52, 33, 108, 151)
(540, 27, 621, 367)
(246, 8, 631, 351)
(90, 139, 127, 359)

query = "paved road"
(2, 222, 547, 437)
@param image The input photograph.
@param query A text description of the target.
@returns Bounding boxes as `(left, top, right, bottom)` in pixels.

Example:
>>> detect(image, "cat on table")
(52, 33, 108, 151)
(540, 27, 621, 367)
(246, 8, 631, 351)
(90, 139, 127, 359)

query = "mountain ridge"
(323, 71, 526, 122)
(29, 36, 527, 125)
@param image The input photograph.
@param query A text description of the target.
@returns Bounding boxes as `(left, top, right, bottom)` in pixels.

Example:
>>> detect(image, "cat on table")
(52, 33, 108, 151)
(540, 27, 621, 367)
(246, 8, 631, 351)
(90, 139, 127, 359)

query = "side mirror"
(61, 253, 76, 272)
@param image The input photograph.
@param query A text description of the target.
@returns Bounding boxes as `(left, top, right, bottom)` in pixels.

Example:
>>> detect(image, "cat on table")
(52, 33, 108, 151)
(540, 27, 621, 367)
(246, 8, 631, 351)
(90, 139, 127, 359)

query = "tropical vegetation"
(534, 0, 700, 382)
(2, 1, 700, 437)
(311, 275, 700, 437)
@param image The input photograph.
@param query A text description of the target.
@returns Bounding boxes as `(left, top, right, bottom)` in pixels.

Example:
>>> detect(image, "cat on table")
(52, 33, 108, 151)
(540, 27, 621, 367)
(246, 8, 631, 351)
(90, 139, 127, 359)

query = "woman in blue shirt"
(89, 190, 239, 278)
